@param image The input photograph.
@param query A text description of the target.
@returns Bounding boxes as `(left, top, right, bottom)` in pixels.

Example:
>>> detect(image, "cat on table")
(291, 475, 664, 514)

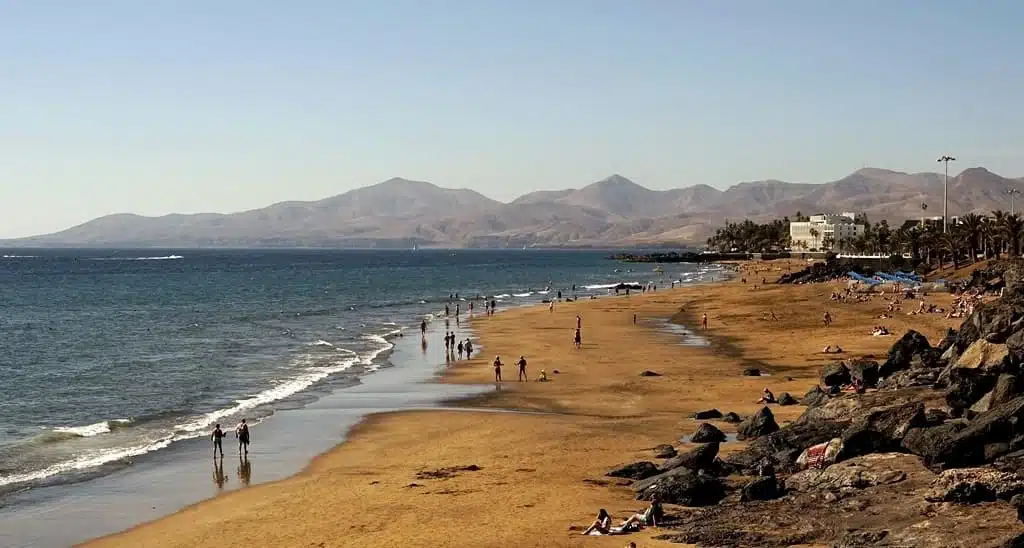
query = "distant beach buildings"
(789, 212, 865, 251)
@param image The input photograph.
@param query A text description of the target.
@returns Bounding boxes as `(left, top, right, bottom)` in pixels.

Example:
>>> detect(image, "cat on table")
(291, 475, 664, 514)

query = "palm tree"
(957, 213, 984, 262)
(1002, 213, 1024, 257)
(941, 230, 964, 269)
(809, 228, 820, 250)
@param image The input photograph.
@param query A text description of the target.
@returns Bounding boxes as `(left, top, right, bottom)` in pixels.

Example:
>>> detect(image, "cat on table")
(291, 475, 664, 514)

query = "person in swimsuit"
(701, 312, 708, 330)
(493, 355, 503, 382)
(517, 355, 528, 381)
(574, 327, 582, 349)
(211, 423, 226, 458)
(420, 319, 427, 336)
(235, 418, 250, 455)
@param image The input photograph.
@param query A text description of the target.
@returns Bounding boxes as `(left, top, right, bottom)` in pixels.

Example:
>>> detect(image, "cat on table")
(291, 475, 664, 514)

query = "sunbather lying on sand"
(582, 509, 611, 535)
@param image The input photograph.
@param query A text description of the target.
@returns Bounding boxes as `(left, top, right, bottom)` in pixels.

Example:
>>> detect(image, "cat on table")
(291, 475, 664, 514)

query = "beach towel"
(797, 438, 843, 469)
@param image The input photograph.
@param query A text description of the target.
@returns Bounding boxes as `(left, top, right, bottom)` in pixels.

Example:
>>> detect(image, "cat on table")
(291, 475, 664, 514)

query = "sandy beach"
(84, 261, 959, 548)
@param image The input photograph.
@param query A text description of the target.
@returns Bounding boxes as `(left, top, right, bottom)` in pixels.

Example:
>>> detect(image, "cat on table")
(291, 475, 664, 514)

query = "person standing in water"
(493, 355, 503, 382)
(517, 356, 528, 381)
(235, 418, 250, 456)
(490, 299, 497, 315)
(211, 423, 227, 458)
(421, 319, 427, 336)
(457, 339, 464, 359)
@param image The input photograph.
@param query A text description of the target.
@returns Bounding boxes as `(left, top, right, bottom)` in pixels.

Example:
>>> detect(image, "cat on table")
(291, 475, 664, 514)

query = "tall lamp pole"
(938, 155, 956, 232)
(1009, 188, 1022, 216)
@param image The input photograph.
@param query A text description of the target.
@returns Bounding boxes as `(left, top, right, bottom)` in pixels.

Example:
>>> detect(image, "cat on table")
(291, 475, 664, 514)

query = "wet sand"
(84, 261, 958, 548)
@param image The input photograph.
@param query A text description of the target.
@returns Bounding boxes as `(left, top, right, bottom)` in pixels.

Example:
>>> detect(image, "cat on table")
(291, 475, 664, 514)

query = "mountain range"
(7, 167, 1024, 248)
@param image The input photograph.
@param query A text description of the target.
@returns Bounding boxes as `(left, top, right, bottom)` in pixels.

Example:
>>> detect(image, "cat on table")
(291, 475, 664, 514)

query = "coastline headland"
(82, 258, 1024, 547)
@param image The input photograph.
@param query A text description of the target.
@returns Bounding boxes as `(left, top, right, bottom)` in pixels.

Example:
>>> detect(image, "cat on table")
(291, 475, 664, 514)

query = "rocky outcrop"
(725, 421, 848, 475)
(737, 407, 780, 441)
(690, 422, 726, 443)
(653, 444, 677, 458)
(722, 412, 743, 423)
(901, 422, 969, 464)
(662, 442, 719, 472)
(635, 468, 726, 506)
(803, 385, 829, 407)
(778, 392, 799, 406)
(879, 330, 934, 378)
(821, 361, 851, 388)
(607, 461, 660, 480)
(693, 409, 722, 420)
(926, 468, 1024, 504)
(786, 453, 912, 494)
(847, 358, 880, 388)
(741, 476, 785, 502)
(837, 401, 926, 460)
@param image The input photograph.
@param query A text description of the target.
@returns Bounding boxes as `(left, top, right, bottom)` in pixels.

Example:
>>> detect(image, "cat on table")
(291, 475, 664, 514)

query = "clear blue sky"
(2, 0, 1023, 238)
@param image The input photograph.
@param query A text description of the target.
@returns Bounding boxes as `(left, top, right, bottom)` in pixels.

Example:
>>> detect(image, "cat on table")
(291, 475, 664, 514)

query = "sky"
(2, 1, 1024, 238)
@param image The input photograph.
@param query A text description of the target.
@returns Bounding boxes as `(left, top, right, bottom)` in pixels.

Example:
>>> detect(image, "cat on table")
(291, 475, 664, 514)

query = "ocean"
(0, 248, 722, 546)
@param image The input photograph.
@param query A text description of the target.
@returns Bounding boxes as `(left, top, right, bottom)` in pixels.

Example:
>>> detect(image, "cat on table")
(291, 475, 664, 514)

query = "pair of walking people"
(211, 419, 250, 458)
(492, 355, 528, 382)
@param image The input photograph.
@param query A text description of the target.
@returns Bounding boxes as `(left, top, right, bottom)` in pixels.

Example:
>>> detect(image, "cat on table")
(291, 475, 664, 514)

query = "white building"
(790, 212, 865, 251)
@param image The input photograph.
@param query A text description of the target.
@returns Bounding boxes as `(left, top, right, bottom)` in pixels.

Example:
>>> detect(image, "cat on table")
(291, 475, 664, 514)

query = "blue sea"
(0, 248, 723, 506)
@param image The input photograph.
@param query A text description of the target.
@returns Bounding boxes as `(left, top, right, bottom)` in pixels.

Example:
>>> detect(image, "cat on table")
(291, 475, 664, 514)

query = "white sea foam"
(584, 283, 620, 290)
(512, 292, 532, 297)
(493, 293, 511, 298)
(88, 255, 184, 261)
(53, 419, 131, 438)
(1, 254, 38, 258)
(0, 437, 177, 488)
(310, 339, 335, 347)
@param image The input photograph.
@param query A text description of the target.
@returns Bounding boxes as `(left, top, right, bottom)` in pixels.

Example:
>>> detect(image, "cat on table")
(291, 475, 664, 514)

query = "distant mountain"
(6, 168, 1024, 248)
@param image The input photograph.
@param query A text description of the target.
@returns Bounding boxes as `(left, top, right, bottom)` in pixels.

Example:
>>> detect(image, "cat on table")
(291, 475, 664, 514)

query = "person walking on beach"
(469, 301, 474, 314)
(823, 311, 832, 328)
(576, 314, 582, 330)
(493, 355, 503, 382)
(456, 303, 460, 317)
(421, 319, 427, 336)
(701, 312, 708, 330)
(457, 339, 464, 359)
(235, 418, 250, 456)
(549, 300, 554, 312)
(574, 327, 582, 349)
(211, 423, 227, 458)
(490, 299, 497, 315)
(465, 338, 473, 356)
(517, 355, 528, 381)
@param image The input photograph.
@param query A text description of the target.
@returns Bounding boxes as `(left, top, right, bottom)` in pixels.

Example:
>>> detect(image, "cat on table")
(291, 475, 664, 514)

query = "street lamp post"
(1009, 188, 1022, 216)
(938, 155, 956, 232)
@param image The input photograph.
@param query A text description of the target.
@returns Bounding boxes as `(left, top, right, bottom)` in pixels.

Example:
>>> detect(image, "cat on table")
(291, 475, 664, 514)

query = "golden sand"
(84, 260, 958, 548)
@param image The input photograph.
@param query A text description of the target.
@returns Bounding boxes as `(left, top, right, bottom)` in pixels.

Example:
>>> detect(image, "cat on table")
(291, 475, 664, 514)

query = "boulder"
(879, 330, 933, 378)
(743, 368, 762, 377)
(740, 476, 784, 502)
(653, 444, 677, 459)
(777, 392, 798, 406)
(786, 453, 912, 493)
(607, 461, 660, 480)
(923, 408, 950, 426)
(661, 442, 719, 472)
(937, 328, 958, 353)
(954, 291, 1024, 355)
(802, 385, 829, 408)
(795, 388, 925, 426)
(945, 368, 998, 411)
(877, 368, 940, 389)
(690, 422, 726, 443)
(820, 361, 851, 388)
(955, 340, 1012, 372)
(722, 412, 743, 423)
(639, 370, 662, 377)
(737, 407, 779, 441)
(692, 409, 722, 420)
(993, 374, 1022, 408)
(635, 468, 727, 507)
(901, 422, 969, 464)
(925, 467, 1024, 504)
(724, 421, 847, 475)
(848, 358, 881, 387)
(838, 401, 926, 460)
(931, 396, 1024, 469)
(1013, 494, 1024, 524)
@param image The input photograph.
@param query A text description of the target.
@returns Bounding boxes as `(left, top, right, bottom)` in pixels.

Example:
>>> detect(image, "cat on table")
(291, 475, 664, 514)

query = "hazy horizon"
(4, 1, 1024, 238)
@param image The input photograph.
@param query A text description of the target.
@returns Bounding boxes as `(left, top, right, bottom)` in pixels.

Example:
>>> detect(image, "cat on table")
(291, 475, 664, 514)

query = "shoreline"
(85, 262, 825, 548)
